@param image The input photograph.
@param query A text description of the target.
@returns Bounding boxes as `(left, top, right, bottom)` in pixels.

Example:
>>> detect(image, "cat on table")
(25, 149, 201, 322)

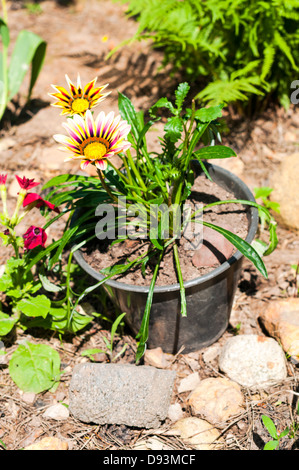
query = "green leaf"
(39, 273, 62, 293)
(164, 116, 183, 142)
(263, 440, 279, 450)
(149, 97, 175, 117)
(0, 438, 7, 449)
(254, 187, 273, 200)
(175, 82, 190, 112)
(0, 272, 13, 292)
(68, 309, 93, 334)
(194, 145, 236, 160)
(16, 295, 51, 318)
(8, 30, 46, 101)
(194, 105, 223, 123)
(135, 250, 164, 363)
(81, 348, 106, 358)
(118, 91, 139, 145)
(9, 342, 61, 394)
(262, 415, 278, 439)
(0, 312, 17, 336)
(111, 312, 127, 343)
(173, 243, 187, 317)
(201, 198, 278, 257)
(279, 427, 289, 439)
(0, 18, 10, 48)
(202, 221, 268, 278)
(47, 307, 68, 331)
(42, 173, 98, 191)
(23, 307, 68, 332)
(251, 239, 268, 257)
(24, 239, 61, 275)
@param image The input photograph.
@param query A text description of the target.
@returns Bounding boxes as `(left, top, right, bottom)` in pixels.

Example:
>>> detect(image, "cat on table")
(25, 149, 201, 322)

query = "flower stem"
(107, 159, 130, 185)
(1, 0, 8, 22)
(97, 169, 119, 204)
(125, 149, 148, 193)
(10, 190, 26, 227)
(0, 184, 8, 218)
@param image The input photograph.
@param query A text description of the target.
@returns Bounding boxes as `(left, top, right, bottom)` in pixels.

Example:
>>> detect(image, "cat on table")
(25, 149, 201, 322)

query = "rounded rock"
(218, 335, 287, 388)
(188, 377, 244, 424)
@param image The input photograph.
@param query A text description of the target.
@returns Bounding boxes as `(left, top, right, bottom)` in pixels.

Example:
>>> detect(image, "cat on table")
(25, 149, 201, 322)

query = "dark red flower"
(23, 193, 60, 213)
(23, 226, 47, 250)
(15, 175, 40, 191)
(0, 174, 7, 185)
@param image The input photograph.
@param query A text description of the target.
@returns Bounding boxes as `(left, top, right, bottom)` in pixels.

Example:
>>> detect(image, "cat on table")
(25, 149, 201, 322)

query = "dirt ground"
(0, 0, 299, 451)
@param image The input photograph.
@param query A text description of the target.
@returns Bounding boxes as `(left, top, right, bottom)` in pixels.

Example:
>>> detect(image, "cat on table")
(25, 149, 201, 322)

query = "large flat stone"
(69, 363, 176, 429)
(259, 298, 299, 359)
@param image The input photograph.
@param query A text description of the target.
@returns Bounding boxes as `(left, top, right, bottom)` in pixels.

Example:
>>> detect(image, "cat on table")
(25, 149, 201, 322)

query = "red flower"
(15, 175, 40, 190)
(23, 226, 47, 250)
(23, 193, 60, 213)
(0, 174, 7, 185)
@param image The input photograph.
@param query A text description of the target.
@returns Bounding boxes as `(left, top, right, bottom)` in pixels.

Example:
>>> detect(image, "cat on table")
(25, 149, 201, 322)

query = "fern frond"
(261, 45, 276, 80)
(195, 75, 265, 106)
(274, 30, 299, 70)
(113, 0, 299, 111)
(231, 60, 261, 81)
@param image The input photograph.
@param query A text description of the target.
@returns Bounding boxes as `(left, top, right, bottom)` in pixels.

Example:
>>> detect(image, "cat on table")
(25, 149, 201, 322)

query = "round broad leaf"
(0, 312, 17, 336)
(16, 295, 51, 318)
(9, 342, 61, 394)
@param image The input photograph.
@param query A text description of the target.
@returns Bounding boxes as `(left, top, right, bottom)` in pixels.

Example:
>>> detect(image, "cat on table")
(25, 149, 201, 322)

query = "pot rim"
(73, 163, 259, 294)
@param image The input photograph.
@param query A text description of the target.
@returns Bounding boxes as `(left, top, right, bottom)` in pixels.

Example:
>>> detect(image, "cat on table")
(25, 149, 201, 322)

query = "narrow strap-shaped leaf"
(28, 39, 47, 100)
(110, 312, 127, 344)
(24, 240, 61, 275)
(198, 159, 213, 181)
(42, 174, 99, 191)
(173, 243, 187, 317)
(118, 91, 140, 145)
(8, 30, 46, 101)
(135, 249, 164, 363)
(202, 221, 268, 278)
(73, 250, 152, 308)
(193, 198, 278, 256)
(0, 18, 10, 120)
(193, 145, 237, 159)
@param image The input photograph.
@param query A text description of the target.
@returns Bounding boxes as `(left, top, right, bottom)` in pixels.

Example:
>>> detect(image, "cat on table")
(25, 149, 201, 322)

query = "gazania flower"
(23, 226, 47, 250)
(53, 109, 131, 171)
(23, 193, 60, 213)
(49, 74, 110, 116)
(15, 175, 40, 191)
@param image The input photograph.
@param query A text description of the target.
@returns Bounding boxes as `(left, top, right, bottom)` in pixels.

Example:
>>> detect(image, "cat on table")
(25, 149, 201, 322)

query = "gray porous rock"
(69, 363, 176, 429)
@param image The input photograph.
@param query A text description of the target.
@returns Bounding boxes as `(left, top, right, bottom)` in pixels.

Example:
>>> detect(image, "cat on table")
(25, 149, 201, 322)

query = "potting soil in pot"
(82, 173, 249, 287)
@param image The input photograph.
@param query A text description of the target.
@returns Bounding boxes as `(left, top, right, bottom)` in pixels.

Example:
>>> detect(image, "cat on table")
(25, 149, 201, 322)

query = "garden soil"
(0, 0, 299, 451)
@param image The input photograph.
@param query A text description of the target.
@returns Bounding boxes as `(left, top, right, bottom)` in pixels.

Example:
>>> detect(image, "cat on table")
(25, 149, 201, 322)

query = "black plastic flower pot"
(73, 163, 259, 354)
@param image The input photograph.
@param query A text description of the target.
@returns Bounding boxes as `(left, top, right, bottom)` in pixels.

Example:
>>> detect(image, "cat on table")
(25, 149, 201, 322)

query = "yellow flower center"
(83, 142, 107, 160)
(71, 98, 90, 114)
